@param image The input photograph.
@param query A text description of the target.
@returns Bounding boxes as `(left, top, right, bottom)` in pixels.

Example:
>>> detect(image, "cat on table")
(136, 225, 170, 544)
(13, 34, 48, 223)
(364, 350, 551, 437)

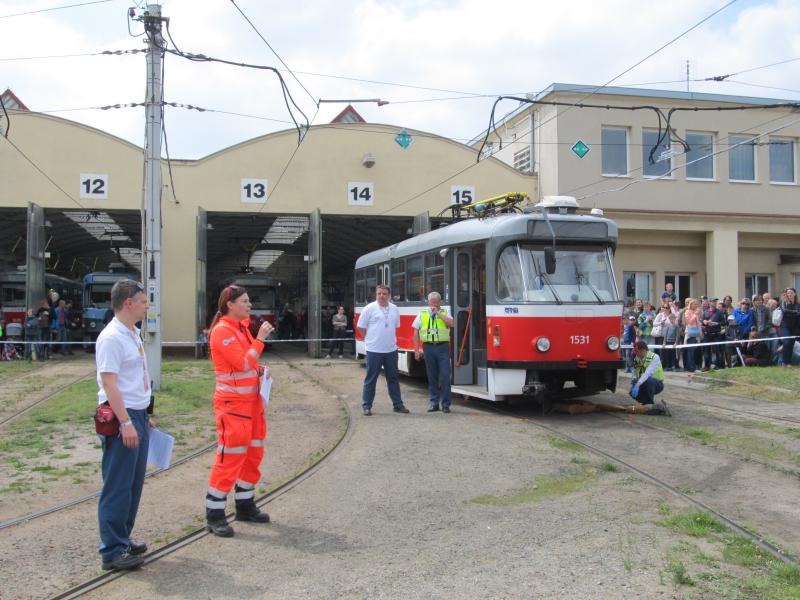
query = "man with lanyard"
(357, 284, 409, 416)
(95, 279, 153, 571)
(628, 340, 671, 416)
(412, 291, 454, 413)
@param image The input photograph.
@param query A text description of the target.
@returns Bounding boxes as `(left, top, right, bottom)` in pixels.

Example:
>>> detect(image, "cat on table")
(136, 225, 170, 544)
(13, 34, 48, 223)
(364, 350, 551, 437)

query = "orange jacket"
(210, 316, 264, 401)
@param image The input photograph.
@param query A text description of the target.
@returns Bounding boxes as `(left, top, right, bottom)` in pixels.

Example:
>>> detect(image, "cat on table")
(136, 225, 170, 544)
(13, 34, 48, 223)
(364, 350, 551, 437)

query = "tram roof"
(355, 212, 618, 268)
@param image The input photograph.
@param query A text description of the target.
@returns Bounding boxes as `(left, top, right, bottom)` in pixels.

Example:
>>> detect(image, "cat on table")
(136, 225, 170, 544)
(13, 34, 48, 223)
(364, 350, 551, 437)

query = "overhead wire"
(228, 0, 317, 108)
(0, 0, 115, 20)
(0, 49, 144, 62)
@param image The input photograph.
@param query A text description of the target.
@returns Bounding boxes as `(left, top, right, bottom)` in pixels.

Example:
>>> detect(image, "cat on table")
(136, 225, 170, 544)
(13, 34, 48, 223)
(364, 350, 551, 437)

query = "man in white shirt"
(357, 284, 409, 416)
(95, 279, 154, 571)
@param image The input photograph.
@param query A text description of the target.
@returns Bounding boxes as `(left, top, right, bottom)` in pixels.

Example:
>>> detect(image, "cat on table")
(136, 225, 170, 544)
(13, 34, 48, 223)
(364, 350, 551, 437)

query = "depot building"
(2, 84, 799, 353)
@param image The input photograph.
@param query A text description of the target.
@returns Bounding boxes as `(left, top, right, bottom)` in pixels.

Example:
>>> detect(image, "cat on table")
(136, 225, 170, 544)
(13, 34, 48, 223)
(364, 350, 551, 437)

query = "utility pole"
(141, 4, 165, 390)
(686, 60, 690, 92)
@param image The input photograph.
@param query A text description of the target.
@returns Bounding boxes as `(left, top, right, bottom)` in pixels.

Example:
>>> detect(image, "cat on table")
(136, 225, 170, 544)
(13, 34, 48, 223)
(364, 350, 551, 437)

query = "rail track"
(47, 349, 354, 600)
(0, 371, 95, 427)
(478, 399, 797, 566)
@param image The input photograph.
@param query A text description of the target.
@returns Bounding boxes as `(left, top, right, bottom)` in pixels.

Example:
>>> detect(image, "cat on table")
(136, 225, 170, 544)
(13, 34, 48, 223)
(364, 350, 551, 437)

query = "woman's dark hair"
(209, 285, 248, 332)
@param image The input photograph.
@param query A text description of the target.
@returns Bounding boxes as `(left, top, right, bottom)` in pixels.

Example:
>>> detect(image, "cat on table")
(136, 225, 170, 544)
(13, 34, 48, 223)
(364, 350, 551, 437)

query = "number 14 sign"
(348, 182, 374, 206)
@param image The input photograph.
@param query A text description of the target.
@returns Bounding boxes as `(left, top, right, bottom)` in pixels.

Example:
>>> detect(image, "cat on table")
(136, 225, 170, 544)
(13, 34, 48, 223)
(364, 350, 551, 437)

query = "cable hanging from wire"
(162, 20, 309, 144)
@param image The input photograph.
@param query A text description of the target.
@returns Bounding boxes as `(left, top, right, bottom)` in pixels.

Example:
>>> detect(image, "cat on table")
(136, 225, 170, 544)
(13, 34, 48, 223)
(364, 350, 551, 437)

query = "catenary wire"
(0, 0, 115, 19)
(228, 0, 317, 107)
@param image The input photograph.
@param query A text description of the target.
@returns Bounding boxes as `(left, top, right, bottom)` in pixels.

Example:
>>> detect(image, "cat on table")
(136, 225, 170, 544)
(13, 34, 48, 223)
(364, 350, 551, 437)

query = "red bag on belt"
(94, 402, 119, 436)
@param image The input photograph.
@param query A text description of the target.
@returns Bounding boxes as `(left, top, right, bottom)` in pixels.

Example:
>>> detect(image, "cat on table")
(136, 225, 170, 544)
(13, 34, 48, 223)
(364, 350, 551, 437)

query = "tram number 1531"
(570, 335, 590, 345)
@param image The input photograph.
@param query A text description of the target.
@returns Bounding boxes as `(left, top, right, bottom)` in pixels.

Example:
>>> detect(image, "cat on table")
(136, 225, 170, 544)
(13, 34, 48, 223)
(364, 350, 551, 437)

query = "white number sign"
(348, 182, 374, 206)
(450, 185, 475, 206)
(79, 173, 108, 199)
(570, 335, 590, 345)
(241, 178, 268, 204)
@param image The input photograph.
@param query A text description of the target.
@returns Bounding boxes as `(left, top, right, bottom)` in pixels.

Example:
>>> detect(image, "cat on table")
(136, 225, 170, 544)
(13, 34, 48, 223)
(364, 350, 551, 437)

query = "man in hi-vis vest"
(413, 291, 454, 413)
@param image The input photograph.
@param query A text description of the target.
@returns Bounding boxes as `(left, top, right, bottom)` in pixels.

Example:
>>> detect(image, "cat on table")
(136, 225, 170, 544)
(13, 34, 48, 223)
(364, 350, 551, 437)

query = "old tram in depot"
(354, 194, 624, 403)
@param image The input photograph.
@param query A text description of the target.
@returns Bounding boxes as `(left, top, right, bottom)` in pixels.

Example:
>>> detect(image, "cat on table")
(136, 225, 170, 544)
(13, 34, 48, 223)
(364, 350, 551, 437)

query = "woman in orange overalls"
(204, 284, 274, 537)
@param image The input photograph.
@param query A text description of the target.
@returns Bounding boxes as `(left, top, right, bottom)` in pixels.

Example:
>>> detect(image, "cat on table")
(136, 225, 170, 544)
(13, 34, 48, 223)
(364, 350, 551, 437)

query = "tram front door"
(453, 247, 474, 385)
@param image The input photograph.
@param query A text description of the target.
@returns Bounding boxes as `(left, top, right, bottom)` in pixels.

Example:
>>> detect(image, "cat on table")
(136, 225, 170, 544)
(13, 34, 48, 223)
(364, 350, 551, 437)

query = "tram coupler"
(522, 381, 547, 399)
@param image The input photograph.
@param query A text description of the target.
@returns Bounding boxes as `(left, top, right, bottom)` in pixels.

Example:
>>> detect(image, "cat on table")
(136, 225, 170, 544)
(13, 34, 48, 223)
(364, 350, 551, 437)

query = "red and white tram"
(354, 195, 624, 402)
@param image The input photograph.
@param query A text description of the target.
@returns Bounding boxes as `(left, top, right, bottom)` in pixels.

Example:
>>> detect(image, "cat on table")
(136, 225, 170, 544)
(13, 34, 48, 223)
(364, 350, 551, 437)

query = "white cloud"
(1, 0, 797, 158)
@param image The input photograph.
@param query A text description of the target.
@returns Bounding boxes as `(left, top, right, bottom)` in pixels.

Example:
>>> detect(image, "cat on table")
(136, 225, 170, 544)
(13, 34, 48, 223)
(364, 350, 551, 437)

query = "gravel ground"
(0, 356, 345, 600)
(86, 359, 765, 600)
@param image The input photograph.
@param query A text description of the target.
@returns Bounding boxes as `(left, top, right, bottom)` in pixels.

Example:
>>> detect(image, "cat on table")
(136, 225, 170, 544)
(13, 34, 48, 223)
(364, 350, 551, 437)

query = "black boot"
(206, 508, 234, 537)
(235, 501, 270, 523)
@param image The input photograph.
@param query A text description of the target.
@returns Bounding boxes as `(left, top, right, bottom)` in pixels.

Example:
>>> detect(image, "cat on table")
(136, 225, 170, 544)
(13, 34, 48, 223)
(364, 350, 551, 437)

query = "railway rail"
(46, 349, 354, 600)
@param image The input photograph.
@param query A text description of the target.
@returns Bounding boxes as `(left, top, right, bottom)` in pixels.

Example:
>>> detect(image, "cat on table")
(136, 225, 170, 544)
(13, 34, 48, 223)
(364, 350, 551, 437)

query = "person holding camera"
(412, 291, 454, 413)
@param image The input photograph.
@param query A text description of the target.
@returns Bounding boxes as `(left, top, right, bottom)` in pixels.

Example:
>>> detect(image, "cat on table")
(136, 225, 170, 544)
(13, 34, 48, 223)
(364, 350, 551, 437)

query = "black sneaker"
(128, 541, 147, 556)
(427, 405, 439, 413)
(442, 407, 451, 413)
(393, 405, 410, 414)
(363, 407, 372, 416)
(102, 551, 144, 571)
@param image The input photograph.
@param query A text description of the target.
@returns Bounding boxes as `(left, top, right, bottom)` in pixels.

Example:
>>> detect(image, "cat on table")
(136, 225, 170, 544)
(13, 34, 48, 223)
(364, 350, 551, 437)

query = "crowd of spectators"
(623, 286, 800, 372)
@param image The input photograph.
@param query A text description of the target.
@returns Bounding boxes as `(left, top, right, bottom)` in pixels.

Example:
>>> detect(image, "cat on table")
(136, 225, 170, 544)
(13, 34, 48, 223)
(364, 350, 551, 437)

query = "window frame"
(623, 271, 653, 305)
(728, 133, 757, 183)
(390, 259, 406, 302)
(642, 129, 673, 179)
(745, 273, 771, 299)
(685, 131, 715, 181)
(769, 136, 797, 185)
(601, 126, 629, 177)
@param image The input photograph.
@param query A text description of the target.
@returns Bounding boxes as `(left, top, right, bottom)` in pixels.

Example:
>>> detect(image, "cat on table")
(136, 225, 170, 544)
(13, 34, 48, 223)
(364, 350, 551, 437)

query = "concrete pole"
(142, 4, 164, 389)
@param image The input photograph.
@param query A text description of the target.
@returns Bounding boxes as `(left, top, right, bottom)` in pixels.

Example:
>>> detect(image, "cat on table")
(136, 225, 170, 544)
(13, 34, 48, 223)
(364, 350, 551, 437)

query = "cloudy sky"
(2, 0, 799, 159)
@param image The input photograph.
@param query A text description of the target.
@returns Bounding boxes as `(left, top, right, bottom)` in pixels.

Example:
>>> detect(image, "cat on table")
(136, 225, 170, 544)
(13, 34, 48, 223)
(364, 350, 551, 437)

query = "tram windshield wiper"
(535, 258, 562, 305)
(574, 261, 604, 304)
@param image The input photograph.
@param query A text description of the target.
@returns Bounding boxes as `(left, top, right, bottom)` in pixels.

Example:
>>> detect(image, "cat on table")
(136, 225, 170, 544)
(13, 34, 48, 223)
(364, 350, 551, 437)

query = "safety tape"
(621, 334, 798, 351)
(0, 337, 357, 346)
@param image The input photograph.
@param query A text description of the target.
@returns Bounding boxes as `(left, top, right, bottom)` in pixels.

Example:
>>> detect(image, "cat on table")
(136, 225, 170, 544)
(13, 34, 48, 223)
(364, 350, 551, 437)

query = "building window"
(728, 134, 756, 182)
(513, 147, 532, 174)
(685, 132, 714, 180)
(642, 130, 671, 177)
(623, 271, 652, 304)
(601, 127, 628, 176)
(664, 273, 692, 305)
(745, 274, 770, 298)
(770, 137, 796, 183)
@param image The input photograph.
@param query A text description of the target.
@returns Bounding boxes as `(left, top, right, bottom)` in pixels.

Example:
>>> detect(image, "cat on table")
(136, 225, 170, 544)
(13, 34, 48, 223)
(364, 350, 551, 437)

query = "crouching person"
(628, 340, 671, 416)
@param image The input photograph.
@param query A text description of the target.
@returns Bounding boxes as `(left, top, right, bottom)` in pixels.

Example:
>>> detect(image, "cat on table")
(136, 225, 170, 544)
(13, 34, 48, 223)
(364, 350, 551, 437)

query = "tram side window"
(355, 269, 365, 304)
(2, 285, 26, 303)
(407, 256, 423, 302)
(496, 246, 524, 301)
(366, 266, 377, 301)
(424, 252, 444, 297)
(391, 259, 405, 302)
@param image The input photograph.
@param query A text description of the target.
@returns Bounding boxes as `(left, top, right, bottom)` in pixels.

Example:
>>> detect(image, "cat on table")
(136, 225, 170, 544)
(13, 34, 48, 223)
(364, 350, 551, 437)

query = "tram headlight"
(606, 336, 620, 351)
(535, 337, 551, 352)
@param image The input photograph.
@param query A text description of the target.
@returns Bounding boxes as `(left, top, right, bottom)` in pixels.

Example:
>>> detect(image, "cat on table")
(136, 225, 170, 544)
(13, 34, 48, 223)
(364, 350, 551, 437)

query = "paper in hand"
(147, 428, 175, 470)
(260, 366, 272, 408)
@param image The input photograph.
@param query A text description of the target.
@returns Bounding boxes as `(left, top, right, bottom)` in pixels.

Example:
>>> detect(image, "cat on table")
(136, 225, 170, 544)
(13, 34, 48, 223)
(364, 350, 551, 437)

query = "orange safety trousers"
(206, 316, 267, 499)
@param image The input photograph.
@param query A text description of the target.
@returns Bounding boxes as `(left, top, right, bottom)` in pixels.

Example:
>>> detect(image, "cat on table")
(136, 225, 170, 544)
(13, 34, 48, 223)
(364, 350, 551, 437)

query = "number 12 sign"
(79, 173, 108, 199)
(348, 182, 374, 206)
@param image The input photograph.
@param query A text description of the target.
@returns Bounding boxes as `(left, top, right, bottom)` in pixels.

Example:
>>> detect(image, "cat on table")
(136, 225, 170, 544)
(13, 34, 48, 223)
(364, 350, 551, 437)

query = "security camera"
(362, 153, 376, 168)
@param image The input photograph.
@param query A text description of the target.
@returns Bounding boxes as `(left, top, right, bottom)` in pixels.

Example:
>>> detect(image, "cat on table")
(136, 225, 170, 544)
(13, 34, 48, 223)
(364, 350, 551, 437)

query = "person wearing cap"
(628, 341, 671, 415)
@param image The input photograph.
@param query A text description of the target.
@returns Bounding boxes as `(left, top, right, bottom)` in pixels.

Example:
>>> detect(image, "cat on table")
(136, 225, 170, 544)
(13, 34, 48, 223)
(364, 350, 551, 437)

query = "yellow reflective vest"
(419, 309, 450, 343)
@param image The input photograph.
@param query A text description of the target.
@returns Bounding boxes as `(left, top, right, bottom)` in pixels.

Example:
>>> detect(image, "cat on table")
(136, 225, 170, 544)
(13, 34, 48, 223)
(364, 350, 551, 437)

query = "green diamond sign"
(395, 129, 414, 149)
(571, 140, 590, 158)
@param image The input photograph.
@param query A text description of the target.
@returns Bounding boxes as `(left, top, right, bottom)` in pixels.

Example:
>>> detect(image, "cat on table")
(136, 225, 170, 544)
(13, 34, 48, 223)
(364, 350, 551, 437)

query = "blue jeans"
(362, 350, 403, 409)
(98, 409, 150, 562)
(637, 378, 664, 404)
(55, 327, 68, 355)
(684, 337, 699, 372)
(423, 342, 451, 409)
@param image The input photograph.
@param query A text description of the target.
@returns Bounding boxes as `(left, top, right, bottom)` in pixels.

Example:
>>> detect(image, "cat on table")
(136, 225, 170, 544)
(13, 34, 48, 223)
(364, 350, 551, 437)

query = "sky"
(1, 0, 799, 159)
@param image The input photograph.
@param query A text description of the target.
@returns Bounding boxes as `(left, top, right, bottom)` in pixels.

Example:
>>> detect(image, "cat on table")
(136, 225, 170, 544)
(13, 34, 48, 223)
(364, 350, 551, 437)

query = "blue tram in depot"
(82, 271, 139, 343)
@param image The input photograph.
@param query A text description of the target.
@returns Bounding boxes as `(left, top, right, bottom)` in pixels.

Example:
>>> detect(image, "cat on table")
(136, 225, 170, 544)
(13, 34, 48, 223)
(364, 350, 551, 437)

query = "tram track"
(0, 371, 94, 428)
(48, 348, 355, 600)
(478, 400, 797, 566)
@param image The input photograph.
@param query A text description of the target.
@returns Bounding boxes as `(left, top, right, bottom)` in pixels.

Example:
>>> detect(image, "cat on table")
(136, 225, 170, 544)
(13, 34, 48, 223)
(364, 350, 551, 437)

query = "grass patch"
(658, 505, 800, 598)
(570, 457, 589, 465)
(677, 426, 800, 466)
(0, 361, 43, 381)
(470, 468, 597, 505)
(548, 436, 585, 453)
(599, 461, 621, 472)
(703, 366, 800, 403)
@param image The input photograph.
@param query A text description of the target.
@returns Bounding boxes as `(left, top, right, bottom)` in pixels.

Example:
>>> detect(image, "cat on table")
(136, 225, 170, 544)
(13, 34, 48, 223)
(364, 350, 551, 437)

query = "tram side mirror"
(544, 246, 556, 274)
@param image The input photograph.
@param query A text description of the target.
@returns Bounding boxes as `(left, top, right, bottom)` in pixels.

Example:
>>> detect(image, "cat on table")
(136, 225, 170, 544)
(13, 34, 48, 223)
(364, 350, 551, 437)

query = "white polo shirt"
(96, 317, 151, 409)
(359, 301, 400, 353)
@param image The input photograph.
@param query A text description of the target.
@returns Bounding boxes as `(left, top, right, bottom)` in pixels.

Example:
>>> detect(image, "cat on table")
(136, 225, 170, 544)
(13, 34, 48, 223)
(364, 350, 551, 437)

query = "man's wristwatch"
(120, 420, 133, 429)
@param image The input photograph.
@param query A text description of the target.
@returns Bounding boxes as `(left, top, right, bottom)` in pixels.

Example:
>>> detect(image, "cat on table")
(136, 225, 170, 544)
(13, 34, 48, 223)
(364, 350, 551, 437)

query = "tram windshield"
(87, 284, 113, 307)
(496, 244, 618, 304)
(1, 283, 26, 305)
(246, 286, 277, 310)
